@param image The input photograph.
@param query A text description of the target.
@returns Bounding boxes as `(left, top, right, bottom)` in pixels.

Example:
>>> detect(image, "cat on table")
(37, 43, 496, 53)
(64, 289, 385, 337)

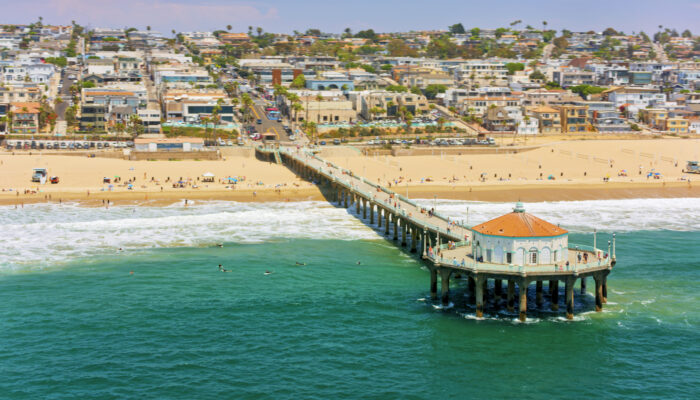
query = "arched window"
(528, 248, 538, 264)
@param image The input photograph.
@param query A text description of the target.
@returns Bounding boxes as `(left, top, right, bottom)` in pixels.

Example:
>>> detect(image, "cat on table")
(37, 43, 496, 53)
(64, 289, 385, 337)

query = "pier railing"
(280, 148, 468, 240)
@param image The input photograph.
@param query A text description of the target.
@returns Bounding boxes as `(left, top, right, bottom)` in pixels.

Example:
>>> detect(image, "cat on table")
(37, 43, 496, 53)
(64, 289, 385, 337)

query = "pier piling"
(440, 269, 451, 306)
(507, 280, 515, 312)
(551, 280, 559, 311)
(475, 275, 484, 317)
(536, 281, 543, 308)
(566, 277, 575, 320)
(430, 267, 438, 300)
(519, 279, 529, 322)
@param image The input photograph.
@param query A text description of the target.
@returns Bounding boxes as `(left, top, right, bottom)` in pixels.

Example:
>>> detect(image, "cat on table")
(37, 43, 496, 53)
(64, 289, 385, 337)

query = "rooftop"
(471, 203, 568, 238)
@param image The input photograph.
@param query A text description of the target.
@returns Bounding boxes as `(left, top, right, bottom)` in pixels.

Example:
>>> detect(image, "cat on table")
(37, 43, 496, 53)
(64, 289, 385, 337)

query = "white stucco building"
(470, 203, 568, 266)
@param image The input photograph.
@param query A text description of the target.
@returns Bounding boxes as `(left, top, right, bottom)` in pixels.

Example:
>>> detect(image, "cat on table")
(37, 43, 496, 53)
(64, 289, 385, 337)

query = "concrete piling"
(536, 281, 543, 308)
(566, 277, 575, 320)
(475, 275, 484, 317)
(507, 280, 515, 312)
(440, 269, 451, 306)
(519, 279, 528, 322)
(430, 267, 438, 300)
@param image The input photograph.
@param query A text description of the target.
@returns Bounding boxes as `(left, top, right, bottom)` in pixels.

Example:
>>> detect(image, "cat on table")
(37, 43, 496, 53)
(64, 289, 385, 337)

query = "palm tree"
(291, 102, 304, 131)
(316, 94, 323, 124)
(146, 25, 151, 31)
(437, 117, 446, 132)
(256, 27, 263, 37)
(386, 100, 395, 118)
(211, 100, 223, 141)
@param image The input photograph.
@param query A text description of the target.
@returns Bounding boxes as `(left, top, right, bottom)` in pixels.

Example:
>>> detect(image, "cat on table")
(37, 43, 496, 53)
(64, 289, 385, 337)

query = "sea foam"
(417, 197, 700, 233)
(0, 197, 697, 271)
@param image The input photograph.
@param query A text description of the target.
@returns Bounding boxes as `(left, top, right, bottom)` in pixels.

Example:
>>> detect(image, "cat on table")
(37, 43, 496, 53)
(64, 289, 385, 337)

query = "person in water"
(295, 261, 306, 266)
(218, 264, 223, 271)
(356, 261, 362, 265)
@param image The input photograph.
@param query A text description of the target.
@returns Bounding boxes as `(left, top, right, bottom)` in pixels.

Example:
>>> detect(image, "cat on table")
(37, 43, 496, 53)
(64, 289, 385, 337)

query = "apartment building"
(10, 102, 40, 134)
(458, 96, 520, 117)
(559, 105, 590, 133)
(530, 106, 562, 134)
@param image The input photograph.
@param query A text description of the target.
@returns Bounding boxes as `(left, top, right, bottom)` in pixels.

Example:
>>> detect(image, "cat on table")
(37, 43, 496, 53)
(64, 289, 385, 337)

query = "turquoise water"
(1, 201, 699, 398)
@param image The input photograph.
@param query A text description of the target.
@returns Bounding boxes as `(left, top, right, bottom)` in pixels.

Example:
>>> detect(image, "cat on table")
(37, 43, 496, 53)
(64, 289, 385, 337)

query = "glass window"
(529, 251, 538, 264)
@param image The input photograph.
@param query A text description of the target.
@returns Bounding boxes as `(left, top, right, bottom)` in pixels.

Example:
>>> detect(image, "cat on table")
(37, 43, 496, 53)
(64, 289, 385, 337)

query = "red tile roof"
(472, 211, 567, 237)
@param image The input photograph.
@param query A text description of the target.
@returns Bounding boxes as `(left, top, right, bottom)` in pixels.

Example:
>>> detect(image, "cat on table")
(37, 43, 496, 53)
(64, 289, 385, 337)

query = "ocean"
(0, 199, 698, 399)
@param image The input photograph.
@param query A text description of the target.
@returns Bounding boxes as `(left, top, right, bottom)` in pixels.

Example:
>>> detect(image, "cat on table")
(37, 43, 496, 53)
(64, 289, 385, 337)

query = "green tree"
(505, 62, 525, 75)
(355, 29, 377, 41)
(290, 74, 306, 89)
(423, 84, 447, 99)
(448, 23, 466, 35)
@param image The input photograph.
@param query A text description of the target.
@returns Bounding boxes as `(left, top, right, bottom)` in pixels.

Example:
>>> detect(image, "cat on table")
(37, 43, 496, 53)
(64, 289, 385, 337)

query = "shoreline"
(2, 181, 697, 206)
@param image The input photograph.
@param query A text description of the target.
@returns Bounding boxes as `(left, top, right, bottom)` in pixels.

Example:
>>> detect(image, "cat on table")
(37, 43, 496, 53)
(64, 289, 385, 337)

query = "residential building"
(80, 103, 107, 132)
(530, 106, 562, 134)
(559, 105, 590, 133)
(10, 102, 40, 134)
(552, 68, 595, 87)
(458, 96, 520, 117)
(662, 117, 688, 133)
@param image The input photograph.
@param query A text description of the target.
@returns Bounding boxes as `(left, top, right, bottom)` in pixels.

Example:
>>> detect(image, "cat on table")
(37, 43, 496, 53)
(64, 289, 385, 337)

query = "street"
(249, 98, 293, 142)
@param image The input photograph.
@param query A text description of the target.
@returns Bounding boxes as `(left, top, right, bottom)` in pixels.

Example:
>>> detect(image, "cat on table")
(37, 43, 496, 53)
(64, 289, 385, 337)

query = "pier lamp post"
(433, 195, 437, 211)
(612, 233, 616, 261)
(593, 228, 597, 251)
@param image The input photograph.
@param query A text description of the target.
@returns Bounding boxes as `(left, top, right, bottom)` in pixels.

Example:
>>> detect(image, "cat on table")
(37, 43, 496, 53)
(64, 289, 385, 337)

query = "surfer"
(295, 261, 306, 266)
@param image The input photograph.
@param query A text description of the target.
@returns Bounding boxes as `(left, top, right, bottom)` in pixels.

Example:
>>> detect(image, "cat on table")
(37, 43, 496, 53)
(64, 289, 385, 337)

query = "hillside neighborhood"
(2, 19, 700, 148)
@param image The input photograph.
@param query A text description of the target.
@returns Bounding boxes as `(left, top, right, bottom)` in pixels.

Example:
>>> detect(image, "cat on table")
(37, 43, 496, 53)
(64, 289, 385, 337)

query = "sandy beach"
(1, 138, 698, 206)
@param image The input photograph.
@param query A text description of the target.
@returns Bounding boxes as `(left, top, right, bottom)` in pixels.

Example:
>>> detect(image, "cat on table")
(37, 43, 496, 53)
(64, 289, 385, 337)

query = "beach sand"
(1, 138, 698, 206)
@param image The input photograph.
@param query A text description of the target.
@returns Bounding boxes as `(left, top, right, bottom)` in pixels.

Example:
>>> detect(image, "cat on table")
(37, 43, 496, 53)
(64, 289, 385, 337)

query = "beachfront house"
(10, 102, 40, 134)
(470, 202, 568, 266)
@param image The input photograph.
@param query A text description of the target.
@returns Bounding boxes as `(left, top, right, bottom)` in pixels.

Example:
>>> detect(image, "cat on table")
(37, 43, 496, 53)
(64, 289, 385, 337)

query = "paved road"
(250, 99, 292, 141)
(55, 68, 77, 120)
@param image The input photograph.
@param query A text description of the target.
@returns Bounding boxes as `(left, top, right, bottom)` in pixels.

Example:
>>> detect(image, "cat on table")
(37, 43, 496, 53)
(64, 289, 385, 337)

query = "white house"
(470, 202, 568, 266)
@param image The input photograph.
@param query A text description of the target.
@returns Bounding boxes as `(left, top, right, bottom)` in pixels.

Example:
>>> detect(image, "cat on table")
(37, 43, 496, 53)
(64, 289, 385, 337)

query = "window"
(529, 250, 538, 264)
(506, 253, 512, 264)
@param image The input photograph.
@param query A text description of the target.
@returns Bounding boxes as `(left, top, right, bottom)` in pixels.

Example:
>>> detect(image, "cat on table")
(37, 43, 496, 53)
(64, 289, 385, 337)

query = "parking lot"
(4, 139, 134, 151)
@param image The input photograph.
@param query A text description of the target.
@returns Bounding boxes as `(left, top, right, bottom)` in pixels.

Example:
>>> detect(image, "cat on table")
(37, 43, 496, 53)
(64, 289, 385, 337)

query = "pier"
(258, 146, 616, 321)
